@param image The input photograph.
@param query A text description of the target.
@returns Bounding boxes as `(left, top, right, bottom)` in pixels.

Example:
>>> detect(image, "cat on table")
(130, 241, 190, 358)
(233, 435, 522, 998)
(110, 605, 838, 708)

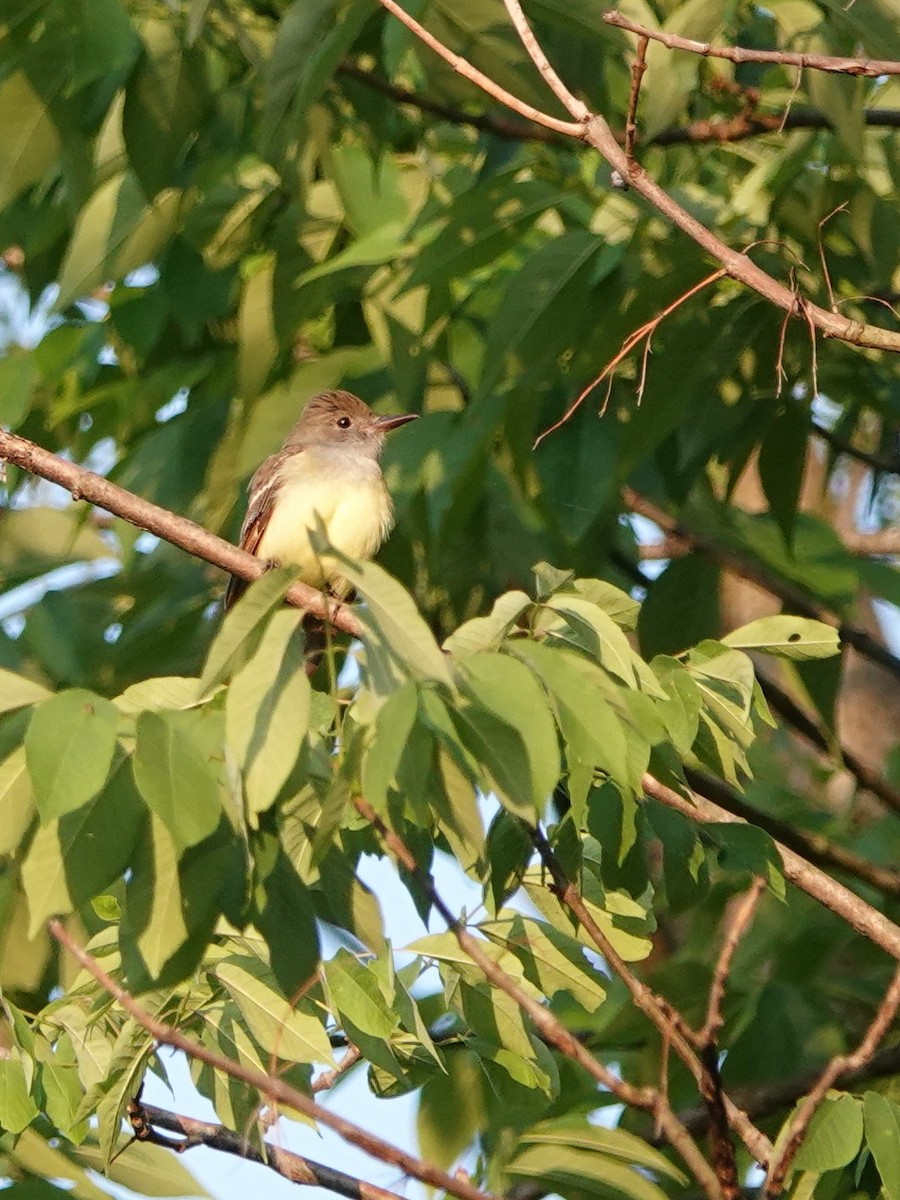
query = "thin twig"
(378, 1, 900, 352)
(47, 921, 496, 1200)
(534, 269, 727, 446)
(352, 797, 726, 1198)
(625, 36, 650, 168)
(697, 877, 767, 1048)
(764, 964, 900, 1194)
(376, 0, 585, 137)
(337, 64, 565, 142)
(313, 1045, 363, 1093)
(602, 11, 900, 76)
(641, 773, 900, 960)
(500, 0, 590, 120)
(338, 72, 900, 146)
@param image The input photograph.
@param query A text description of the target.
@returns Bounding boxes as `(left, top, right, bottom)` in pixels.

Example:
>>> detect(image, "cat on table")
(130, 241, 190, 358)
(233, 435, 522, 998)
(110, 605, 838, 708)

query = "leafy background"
(1, 0, 900, 1198)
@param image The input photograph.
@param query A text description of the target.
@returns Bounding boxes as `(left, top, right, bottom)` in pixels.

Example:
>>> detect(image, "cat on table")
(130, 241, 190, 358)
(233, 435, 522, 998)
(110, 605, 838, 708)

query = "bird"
(224, 390, 418, 611)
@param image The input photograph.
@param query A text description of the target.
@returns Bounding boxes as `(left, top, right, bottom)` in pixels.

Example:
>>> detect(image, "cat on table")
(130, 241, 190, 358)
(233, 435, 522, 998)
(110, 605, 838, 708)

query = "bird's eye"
(337, 416, 351, 429)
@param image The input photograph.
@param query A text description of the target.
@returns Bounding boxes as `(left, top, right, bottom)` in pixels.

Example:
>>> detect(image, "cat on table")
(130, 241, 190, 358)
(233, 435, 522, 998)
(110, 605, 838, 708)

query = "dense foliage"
(1, 1, 900, 1199)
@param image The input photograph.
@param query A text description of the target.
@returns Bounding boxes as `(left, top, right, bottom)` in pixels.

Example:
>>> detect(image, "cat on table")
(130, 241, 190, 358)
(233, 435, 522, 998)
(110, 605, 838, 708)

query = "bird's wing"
(224, 449, 292, 611)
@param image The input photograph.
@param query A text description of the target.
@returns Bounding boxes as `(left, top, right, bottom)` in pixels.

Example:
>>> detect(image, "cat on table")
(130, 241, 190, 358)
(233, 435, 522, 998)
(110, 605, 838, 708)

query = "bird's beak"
(374, 412, 419, 432)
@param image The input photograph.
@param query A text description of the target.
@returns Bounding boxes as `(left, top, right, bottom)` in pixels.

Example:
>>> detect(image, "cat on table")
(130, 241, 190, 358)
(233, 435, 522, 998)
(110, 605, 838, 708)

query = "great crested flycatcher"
(225, 390, 418, 611)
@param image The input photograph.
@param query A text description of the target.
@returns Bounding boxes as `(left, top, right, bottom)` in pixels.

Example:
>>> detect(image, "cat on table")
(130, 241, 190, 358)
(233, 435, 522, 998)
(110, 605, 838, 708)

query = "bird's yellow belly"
(255, 473, 393, 590)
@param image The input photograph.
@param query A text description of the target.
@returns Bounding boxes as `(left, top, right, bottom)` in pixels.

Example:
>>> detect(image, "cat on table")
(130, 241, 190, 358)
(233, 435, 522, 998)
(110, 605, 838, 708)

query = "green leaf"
(123, 17, 209, 197)
(360, 679, 421, 812)
(20, 757, 144, 936)
(56, 172, 181, 309)
(509, 1142, 672, 1200)
(480, 232, 605, 395)
(509, 641, 633, 800)
(758, 402, 810, 546)
(0, 1056, 40, 1134)
(0, 72, 61, 209)
(114, 676, 207, 715)
(326, 554, 454, 688)
(793, 1092, 863, 1172)
(133, 709, 223, 849)
(123, 813, 188, 977)
(200, 567, 300, 692)
(75, 1138, 213, 1198)
(864, 1092, 900, 1200)
(407, 178, 569, 289)
(253, 847, 322, 996)
(708, 824, 785, 899)
(26, 690, 119, 821)
(215, 956, 335, 1065)
(457, 651, 561, 815)
(35, 1034, 86, 1142)
(0, 348, 38, 428)
(722, 616, 840, 660)
(0, 746, 35, 856)
(8, 1128, 111, 1200)
(237, 253, 278, 400)
(483, 914, 605, 1013)
(518, 1116, 688, 1184)
(443, 590, 532, 657)
(226, 608, 311, 818)
(638, 556, 721, 660)
(263, 0, 375, 147)
(0, 668, 51, 714)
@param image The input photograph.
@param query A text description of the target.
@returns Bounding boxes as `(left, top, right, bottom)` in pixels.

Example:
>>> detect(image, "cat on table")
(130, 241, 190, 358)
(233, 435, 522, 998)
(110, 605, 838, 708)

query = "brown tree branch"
(352, 797, 726, 1199)
(377, 0, 584, 137)
(602, 11, 900, 77)
(685, 768, 900, 900)
(641, 773, 900, 960)
(500, 0, 589, 121)
(696, 877, 767, 1049)
(336, 65, 565, 143)
(652, 107, 900, 146)
(621, 486, 900, 682)
(676, 1043, 900, 1137)
(812, 421, 900, 476)
(127, 1098, 405, 1200)
(377, 0, 900, 353)
(625, 36, 650, 166)
(0, 430, 362, 638)
(764, 964, 900, 1195)
(638, 526, 900, 560)
(527, 826, 771, 1169)
(47, 921, 494, 1200)
(339, 68, 900, 147)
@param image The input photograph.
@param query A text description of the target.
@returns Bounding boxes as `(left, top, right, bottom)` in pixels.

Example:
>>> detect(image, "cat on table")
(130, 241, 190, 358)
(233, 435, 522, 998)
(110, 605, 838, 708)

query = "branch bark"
(603, 11, 900, 77)
(764, 964, 900, 1195)
(339, 68, 900, 147)
(127, 1099, 405, 1200)
(642, 773, 900, 960)
(376, 0, 900, 353)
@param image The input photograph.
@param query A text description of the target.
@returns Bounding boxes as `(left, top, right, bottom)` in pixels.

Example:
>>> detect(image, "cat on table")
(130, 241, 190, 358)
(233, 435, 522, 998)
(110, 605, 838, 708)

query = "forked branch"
(377, 0, 900, 354)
